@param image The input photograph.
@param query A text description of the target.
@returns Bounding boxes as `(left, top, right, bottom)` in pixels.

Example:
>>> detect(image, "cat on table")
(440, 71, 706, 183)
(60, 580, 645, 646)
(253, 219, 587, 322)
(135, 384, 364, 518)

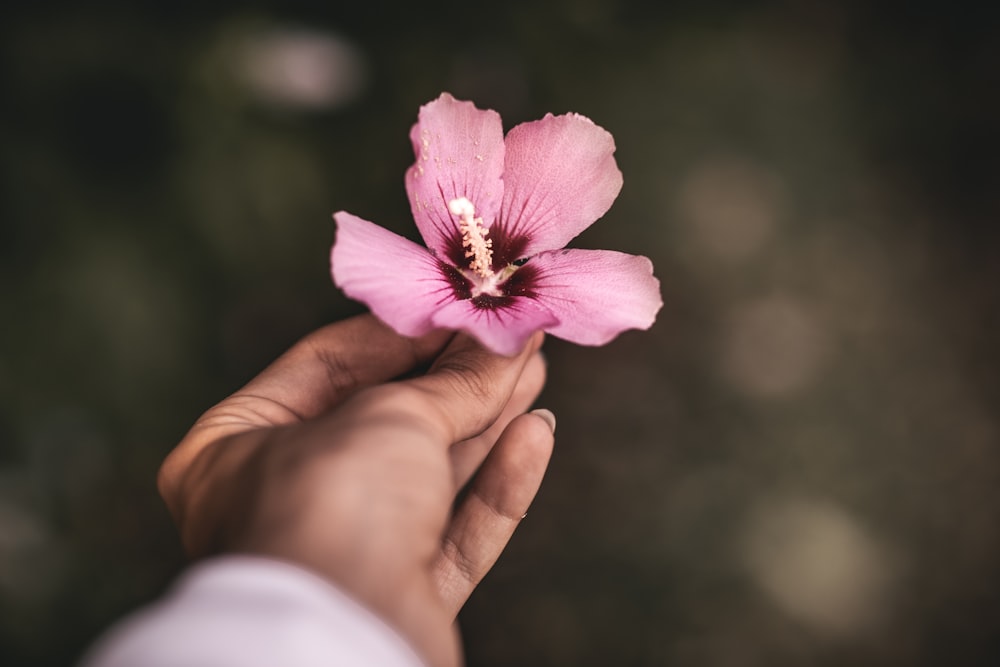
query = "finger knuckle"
(304, 334, 361, 399)
(431, 355, 494, 402)
(441, 535, 482, 586)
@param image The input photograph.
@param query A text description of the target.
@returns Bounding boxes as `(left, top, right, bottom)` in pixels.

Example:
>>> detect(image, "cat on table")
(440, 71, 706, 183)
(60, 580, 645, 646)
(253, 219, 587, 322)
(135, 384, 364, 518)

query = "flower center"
(449, 197, 494, 278)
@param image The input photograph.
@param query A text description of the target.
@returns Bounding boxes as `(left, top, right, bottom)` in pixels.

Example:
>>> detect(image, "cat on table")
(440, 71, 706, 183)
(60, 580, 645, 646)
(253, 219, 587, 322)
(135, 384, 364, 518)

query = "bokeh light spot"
(721, 295, 830, 398)
(235, 26, 367, 111)
(742, 499, 897, 638)
(676, 155, 786, 263)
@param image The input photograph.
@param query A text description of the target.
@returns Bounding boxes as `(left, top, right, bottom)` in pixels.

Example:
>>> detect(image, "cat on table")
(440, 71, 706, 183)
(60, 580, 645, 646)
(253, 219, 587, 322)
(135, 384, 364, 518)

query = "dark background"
(2, 1, 999, 665)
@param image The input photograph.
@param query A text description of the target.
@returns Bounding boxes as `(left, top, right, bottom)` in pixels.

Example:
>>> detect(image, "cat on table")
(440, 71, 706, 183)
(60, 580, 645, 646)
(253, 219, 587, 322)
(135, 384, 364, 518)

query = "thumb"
(400, 331, 545, 445)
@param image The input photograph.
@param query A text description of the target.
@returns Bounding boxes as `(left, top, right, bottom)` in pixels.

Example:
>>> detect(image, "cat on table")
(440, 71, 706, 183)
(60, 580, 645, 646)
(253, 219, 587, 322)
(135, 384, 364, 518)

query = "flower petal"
(404, 93, 506, 264)
(527, 249, 662, 345)
(430, 298, 559, 357)
(496, 113, 623, 259)
(331, 212, 459, 337)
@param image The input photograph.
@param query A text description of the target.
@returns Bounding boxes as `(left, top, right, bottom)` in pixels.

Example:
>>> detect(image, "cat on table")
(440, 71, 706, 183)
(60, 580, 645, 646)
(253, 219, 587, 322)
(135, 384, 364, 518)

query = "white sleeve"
(80, 556, 426, 667)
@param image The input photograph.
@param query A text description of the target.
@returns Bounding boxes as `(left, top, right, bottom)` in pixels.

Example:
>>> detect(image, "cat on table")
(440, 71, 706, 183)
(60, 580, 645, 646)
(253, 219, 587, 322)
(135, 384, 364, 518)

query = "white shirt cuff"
(80, 555, 426, 667)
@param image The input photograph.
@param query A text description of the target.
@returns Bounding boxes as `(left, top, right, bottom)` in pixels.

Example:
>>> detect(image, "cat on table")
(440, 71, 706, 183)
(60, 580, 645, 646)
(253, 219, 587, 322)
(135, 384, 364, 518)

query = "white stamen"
(449, 196, 494, 278)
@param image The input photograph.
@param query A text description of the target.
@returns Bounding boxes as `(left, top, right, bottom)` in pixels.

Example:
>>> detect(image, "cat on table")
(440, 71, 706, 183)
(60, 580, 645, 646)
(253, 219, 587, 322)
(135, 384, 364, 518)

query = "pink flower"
(331, 93, 662, 355)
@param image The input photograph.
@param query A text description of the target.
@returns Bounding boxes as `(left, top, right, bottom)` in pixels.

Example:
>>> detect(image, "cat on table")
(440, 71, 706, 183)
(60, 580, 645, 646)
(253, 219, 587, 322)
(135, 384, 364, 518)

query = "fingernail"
(530, 408, 556, 434)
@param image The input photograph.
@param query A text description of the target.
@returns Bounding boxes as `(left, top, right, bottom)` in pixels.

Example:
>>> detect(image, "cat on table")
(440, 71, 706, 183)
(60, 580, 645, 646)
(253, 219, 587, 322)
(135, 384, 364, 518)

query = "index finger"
(233, 314, 452, 422)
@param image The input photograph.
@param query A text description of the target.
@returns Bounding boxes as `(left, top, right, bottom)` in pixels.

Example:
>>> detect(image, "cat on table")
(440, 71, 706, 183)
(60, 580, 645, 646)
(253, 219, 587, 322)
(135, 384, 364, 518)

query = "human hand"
(156, 314, 554, 667)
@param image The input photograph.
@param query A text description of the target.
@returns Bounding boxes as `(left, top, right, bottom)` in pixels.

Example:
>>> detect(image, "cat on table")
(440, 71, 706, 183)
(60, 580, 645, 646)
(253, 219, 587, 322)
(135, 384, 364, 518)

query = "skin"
(157, 314, 555, 667)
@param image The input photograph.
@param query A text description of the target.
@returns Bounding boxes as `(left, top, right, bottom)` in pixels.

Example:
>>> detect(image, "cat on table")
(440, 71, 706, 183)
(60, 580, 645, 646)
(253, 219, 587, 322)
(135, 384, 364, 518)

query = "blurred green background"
(2, 1, 999, 665)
